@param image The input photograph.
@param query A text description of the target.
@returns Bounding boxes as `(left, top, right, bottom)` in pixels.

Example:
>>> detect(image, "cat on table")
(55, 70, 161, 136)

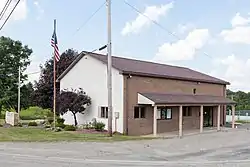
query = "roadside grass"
(235, 120, 250, 124)
(0, 127, 155, 142)
(20, 106, 52, 120)
(0, 106, 52, 120)
(0, 119, 4, 125)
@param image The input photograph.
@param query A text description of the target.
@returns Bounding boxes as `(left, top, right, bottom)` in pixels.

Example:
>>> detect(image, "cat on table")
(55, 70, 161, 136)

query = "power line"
(0, 0, 12, 20)
(0, 0, 21, 31)
(123, 1, 212, 59)
(71, 1, 106, 37)
(26, 71, 40, 75)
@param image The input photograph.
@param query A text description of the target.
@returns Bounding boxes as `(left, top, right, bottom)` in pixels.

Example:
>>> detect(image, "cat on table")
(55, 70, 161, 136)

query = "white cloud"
(231, 12, 250, 27)
(154, 29, 210, 61)
(33, 1, 44, 20)
(211, 54, 250, 91)
(220, 26, 250, 44)
(177, 23, 195, 34)
(0, 0, 28, 22)
(121, 2, 174, 36)
(220, 12, 250, 44)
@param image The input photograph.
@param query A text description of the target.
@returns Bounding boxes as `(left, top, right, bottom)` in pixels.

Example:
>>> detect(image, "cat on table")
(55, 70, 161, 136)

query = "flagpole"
(53, 19, 56, 130)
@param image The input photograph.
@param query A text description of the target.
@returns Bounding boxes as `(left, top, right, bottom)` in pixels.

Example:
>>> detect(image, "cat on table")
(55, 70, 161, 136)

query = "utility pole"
(17, 66, 21, 121)
(107, 0, 113, 137)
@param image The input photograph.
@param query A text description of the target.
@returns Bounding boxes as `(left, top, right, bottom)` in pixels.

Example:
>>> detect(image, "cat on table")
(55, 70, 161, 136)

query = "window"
(183, 106, 192, 116)
(193, 88, 196, 94)
(100, 107, 108, 118)
(134, 106, 146, 118)
(158, 107, 172, 120)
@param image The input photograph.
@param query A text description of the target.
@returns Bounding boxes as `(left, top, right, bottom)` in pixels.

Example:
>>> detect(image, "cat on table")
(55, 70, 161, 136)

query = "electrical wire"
(0, 0, 12, 20)
(0, 0, 21, 31)
(72, 1, 106, 37)
(123, 1, 212, 59)
(26, 71, 40, 75)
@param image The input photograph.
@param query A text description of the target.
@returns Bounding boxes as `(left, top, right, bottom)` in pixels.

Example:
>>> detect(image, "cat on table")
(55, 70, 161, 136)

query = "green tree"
(21, 82, 34, 108)
(57, 88, 91, 126)
(227, 89, 250, 110)
(0, 36, 32, 112)
(33, 49, 77, 110)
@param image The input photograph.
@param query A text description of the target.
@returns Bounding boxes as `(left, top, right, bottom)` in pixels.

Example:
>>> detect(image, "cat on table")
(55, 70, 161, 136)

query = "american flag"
(51, 30, 60, 62)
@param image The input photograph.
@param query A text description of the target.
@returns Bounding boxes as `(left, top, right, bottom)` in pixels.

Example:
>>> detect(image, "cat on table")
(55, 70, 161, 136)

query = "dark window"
(183, 106, 192, 116)
(134, 107, 140, 118)
(158, 107, 172, 120)
(193, 88, 196, 94)
(134, 106, 146, 118)
(100, 107, 108, 118)
(140, 107, 145, 118)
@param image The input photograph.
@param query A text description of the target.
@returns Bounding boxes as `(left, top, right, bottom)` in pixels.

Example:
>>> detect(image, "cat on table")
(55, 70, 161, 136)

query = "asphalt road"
(1, 128, 250, 167)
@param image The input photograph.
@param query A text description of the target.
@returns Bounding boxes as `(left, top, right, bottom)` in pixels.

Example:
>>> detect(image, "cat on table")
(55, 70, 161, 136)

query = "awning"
(138, 92, 236, 105)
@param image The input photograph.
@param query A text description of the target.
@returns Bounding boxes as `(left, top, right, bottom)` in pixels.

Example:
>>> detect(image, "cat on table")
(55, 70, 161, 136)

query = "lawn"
(0, 127, 154, 142)
(20, 106, 52, 120)
(236, 120, 250, 124)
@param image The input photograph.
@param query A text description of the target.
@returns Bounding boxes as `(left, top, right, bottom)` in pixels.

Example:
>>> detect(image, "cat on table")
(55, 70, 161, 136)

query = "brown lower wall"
(158, 106, 200, 134)
(123, 75, 227, 136)
(127, 105, 226, 136)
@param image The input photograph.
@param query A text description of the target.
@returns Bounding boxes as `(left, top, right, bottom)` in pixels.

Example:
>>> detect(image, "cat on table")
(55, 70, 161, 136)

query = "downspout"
(126, 76, 129, 135)
(223, 84, 226, 126)
(125, 74, 132, 135)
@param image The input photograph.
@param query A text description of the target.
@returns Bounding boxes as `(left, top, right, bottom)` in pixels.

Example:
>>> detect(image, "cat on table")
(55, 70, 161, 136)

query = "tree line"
(0, 36, 78, 115)
(0, 36, 92, 125)
(226, 89, 250, 110)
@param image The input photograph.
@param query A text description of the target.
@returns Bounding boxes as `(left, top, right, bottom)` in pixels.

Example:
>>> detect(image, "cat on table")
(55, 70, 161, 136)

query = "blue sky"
(1, 0, 250, 91)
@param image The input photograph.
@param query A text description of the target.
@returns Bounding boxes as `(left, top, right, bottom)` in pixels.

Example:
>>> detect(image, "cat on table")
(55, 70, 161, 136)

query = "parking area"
(1, 128, 250, 167)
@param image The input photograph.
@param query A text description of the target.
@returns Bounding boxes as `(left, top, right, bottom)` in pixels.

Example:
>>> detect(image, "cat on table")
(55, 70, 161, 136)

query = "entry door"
(203, 107, 213, 127)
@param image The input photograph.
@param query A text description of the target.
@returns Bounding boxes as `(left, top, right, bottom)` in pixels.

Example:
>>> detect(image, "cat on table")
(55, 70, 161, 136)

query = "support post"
(217, 105, 220, 131)
(200, 105, 203, 133)
(153, 105, 157, 136)
(107, 0, 113, 136)
(232, 105, 235, 129)
(17, 66, 21, 121)
(179, 105, 183, 138)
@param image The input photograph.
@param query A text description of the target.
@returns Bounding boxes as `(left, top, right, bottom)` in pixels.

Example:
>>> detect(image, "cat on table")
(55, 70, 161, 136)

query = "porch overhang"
(138, 92, 236, 106)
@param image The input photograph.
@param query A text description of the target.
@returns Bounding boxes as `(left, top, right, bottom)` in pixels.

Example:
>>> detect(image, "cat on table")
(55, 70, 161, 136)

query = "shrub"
(64, 125, 76, 131)
(54, 127, 62, 132)
(94, 122, 105, 131)
(48, 117, 54, 124)
(20, 107, 51, 120)
(0, 114, 5, 119)
(83, 122, 93, 129)
(16, 122, 22, 127)
(56, 123, 66, 129)
(28, 121, 38, 126)
(44, 124, 51, 128)
(57, 118, 65, 124)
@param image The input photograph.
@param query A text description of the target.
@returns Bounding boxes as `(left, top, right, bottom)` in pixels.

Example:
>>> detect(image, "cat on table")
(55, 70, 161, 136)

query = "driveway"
(1, 128, 250, 167)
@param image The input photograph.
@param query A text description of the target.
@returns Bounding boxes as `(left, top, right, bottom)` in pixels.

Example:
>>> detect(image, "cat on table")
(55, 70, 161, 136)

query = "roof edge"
(56, 51, 85, 82)
(122, 71, 230, 85)
(57, 51, 231, 86)
(140, 92, 237, 105)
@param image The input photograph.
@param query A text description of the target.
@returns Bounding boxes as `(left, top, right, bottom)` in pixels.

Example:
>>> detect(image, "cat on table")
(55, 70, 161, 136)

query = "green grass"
(0, 106, 53, 120)
(0, 119, 5, 125)
(0, 127, 155, 142)
(235, 120, 250, 124)
(20, 106, 52, 120)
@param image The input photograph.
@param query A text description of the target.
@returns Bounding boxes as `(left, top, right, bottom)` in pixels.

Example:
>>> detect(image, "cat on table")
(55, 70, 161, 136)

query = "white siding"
(60, 55, 124, 133)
